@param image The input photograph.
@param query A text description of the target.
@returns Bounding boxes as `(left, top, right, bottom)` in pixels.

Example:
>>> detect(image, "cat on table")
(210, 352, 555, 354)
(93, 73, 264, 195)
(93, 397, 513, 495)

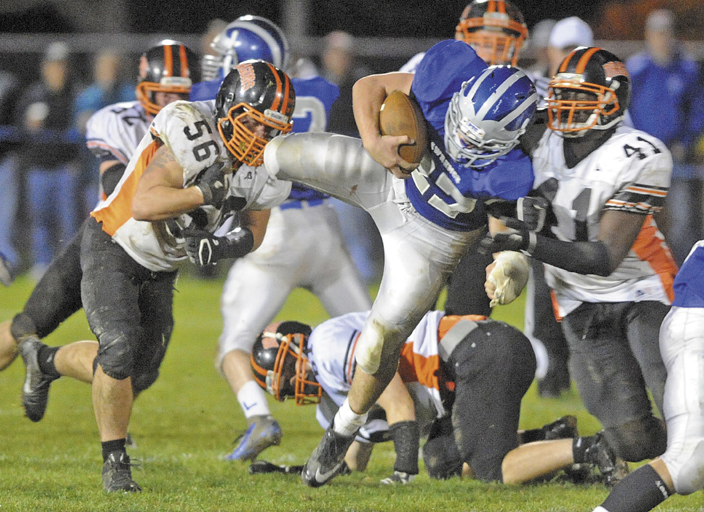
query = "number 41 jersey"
(531, 124, 678, 317)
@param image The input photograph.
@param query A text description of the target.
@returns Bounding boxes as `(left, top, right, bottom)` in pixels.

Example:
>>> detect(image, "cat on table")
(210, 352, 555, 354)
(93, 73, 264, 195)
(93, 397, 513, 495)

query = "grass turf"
(0, 273, 701, 511)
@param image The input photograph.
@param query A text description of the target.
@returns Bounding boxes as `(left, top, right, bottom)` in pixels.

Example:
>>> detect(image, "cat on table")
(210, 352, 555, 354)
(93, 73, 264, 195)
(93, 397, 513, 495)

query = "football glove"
(513, 196, 548, 232)
(183, 226, 254, 267)
(487, 251, 530, 307)
(195, 161, 229, 209)
(479, 229, 536, 256)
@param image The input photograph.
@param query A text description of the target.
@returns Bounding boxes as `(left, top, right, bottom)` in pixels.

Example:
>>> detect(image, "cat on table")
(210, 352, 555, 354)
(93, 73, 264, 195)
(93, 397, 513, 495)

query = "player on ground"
(249, 315, 627, 486)
(189, 15, 372, 462)
(259, 38, 539, 487)
(482, 47, 676, 467)
(591, 240, 704, 512)
(0, 41, 199, 405)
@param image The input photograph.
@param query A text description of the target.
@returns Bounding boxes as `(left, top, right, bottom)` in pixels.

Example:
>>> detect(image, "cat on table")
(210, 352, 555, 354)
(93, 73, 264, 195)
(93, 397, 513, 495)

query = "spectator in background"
(525, 18, 556, 79)
(0, 67, 22, 285)
(74, 48, 135, 215)
(16, 42, 81, 280)
(626, 9, 704, 266)
(321, 30, 382, 283)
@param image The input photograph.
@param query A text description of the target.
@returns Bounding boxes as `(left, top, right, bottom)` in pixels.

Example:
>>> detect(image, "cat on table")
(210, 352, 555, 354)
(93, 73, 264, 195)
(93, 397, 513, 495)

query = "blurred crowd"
(2, 8, 704, 284)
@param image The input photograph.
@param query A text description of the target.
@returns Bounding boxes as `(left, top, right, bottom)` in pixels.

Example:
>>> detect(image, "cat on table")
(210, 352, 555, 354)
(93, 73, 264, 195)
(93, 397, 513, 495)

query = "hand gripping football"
(379, 90, 428, 165)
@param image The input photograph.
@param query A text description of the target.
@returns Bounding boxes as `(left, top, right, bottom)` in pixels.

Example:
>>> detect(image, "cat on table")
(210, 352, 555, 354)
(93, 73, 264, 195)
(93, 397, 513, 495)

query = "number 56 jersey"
(92, 100, 290, 272)
(531, 124, 678, 317)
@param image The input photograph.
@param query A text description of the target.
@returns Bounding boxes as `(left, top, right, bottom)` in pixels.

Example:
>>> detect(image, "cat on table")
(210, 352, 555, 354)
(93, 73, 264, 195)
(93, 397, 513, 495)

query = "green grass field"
(1, 273, 702, 511)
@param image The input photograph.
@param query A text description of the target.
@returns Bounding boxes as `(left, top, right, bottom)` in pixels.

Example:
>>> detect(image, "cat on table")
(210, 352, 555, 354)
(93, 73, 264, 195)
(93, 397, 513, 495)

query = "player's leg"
(446, 320, 536, 482)
(306, 204, 373, 316)
(562, 302, 667, 463)
(81, 218, 144, 492)
(217, 250, 294, 460)
(443, 238, 493, 317)
(524, 259, 571, 398)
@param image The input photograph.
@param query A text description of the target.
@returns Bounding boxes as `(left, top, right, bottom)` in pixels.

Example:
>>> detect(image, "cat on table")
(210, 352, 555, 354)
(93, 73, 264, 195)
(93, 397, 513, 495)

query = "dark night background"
(0, 1, 612, 37)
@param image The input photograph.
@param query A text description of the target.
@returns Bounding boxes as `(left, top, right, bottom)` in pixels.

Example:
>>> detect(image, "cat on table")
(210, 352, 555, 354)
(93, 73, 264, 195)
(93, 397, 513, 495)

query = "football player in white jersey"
(189, 15, 372, 462)
(483, 47, 678, 469)
(592, 241, 704, 511)
(248, 316, 627, 486)
(262, 39, 539, 487)
(0, 41, 199, 388)
(18, 60, 295, 493)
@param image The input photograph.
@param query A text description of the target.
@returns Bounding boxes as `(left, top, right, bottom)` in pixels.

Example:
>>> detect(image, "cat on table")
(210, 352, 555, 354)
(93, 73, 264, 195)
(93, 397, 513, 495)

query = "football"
(379, 90, 428, 165)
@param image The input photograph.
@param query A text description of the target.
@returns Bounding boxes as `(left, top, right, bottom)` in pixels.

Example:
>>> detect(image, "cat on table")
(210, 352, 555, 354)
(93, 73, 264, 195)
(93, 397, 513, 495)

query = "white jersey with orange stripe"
(85, 100, 148, 167)
(91, 99, 291, 272)
(531, 124, 677, 317)
(308, 310, 450, 437)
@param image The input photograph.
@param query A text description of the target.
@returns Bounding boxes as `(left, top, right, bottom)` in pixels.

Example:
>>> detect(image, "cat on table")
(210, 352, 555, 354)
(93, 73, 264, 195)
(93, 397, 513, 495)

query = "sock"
(333, 399, 368, 437)
(237, 380, 271, 420)
(37, 345, 61, 379)
(102, 438, 126, 462)
(572, 435, 596, 464)
(598, 464, 671, 512)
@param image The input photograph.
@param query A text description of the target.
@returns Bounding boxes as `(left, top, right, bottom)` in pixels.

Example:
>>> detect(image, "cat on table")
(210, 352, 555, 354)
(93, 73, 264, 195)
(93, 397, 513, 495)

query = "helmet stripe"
(476, 70, 524, 119)
(163, 45, 173, 77)
(178, 44, 189, 78)
(558, 48, 579, 73)
(230, 20, 287, 69)
(267, 62, 283, 113)
(574, 47, 601, 74)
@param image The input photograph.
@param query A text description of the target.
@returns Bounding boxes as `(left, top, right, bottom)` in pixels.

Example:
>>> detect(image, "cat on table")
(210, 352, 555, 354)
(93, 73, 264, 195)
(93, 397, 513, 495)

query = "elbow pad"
(101, 162, 126, 196)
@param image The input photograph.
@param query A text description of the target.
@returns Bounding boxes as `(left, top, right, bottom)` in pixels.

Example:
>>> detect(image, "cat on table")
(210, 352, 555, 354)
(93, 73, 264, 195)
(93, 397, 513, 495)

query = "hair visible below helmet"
(202, 15, 290, 82)
(444, 65, 538, 168)
(547, 47, 631, 138)
(455, 0, 528, 65)
(215, 59, 295, 166)
(136, 40, 200, 116)
(250, 321, 321, 405)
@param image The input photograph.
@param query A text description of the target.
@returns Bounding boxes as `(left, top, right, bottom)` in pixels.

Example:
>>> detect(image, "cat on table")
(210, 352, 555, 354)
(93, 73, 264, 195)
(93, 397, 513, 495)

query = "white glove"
(487, 251, 530, 307)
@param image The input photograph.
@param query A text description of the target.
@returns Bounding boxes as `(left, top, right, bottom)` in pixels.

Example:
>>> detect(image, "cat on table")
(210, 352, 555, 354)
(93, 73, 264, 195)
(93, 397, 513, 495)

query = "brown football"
(379, 90, 428, 165)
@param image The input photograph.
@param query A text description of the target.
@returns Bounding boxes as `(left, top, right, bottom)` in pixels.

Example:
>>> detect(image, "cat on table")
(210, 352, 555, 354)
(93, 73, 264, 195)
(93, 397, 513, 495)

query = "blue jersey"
(672, 241, 704, 308)
(190, 75, 340, 203)
(407, 40, 534, 231)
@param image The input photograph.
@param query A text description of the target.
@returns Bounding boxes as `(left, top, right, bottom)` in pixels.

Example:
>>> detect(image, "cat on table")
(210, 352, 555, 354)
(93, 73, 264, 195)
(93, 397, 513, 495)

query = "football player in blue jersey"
(255, 38, 539, 487)
(187, 15, 372, 462)
(592, 240, 704, 511)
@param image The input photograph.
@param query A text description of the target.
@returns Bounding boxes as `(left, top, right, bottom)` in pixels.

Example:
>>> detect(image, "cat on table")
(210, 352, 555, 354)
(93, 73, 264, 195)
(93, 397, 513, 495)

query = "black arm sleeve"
(531, 235, 612, 276)
(222, 226, 254, 259)
(101, 162, 126, 196)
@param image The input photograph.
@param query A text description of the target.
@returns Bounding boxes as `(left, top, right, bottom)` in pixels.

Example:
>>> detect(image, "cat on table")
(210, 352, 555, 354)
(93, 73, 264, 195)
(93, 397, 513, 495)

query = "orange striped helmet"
(547, 47, 631, 137)
(250, 321, 321, 406)
(215, 59, 295, 166)
(136, 40, 200, 116)
(455, 0, 528, 66)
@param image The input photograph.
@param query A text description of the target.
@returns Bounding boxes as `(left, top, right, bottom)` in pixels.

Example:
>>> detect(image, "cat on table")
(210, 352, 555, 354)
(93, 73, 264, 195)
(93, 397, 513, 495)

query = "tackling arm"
(132, 144, 206, 221)
(352, 72, 417, 177)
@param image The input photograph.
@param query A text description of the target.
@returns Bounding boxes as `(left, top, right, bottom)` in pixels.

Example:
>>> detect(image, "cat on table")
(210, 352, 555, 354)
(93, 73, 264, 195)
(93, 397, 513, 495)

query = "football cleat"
(226, 415, 282, 461)
(19, 336, 58, 422)
(585, 431, 630, 487)
(102, 452, 142, 493)
(380, 471, 415, 485)
(543, 415, 578, 440)
(301, 422, 355, 488)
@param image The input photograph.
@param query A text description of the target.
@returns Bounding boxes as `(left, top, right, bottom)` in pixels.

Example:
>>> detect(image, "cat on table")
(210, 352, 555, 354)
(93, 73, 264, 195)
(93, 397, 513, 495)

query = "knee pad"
(664, 440, 704, 495)
(422, 432, 463, 480)
(604, 417, 667, 462)
(94, 332, 133, 381)
(131, 369, 159, 394)
(10, 313, 37, 342)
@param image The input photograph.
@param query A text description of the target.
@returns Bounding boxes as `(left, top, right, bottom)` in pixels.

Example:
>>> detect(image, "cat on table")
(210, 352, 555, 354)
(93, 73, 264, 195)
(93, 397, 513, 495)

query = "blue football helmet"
(202, 15, 290, 81)
(444, 65, 538, 168)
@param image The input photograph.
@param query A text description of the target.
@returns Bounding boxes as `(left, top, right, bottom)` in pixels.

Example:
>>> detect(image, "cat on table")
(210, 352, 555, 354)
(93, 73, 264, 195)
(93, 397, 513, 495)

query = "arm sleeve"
(530, 235, 612, 276)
